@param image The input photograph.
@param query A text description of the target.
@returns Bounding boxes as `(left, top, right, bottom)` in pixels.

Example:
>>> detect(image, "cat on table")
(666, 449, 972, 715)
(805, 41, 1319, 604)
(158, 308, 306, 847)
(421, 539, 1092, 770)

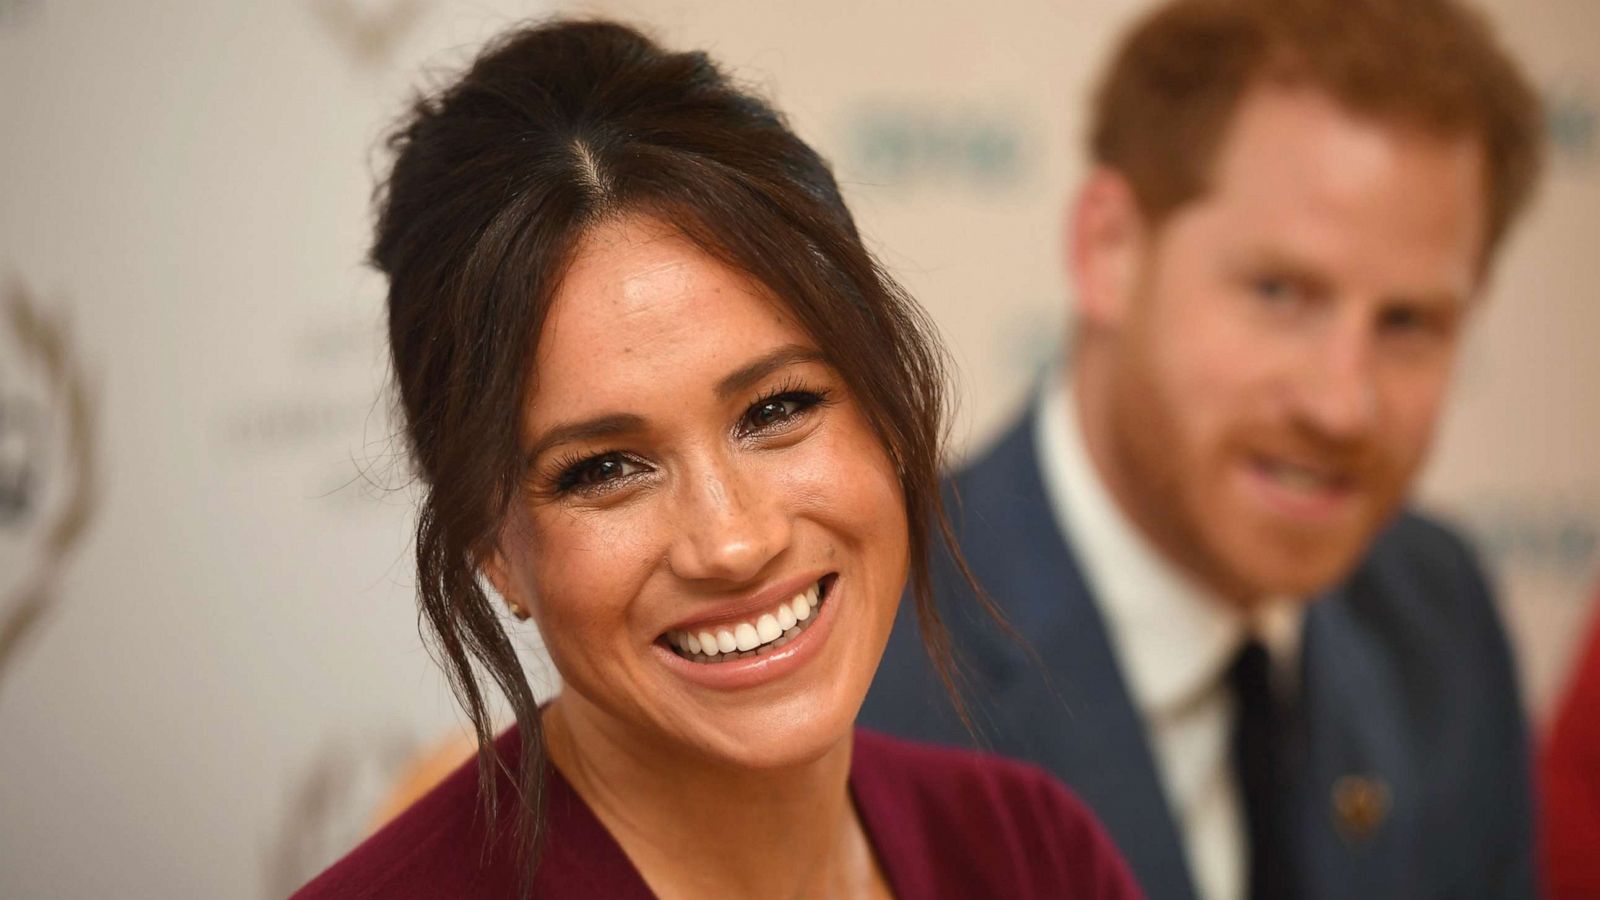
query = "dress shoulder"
(851, 729, 1144, 900)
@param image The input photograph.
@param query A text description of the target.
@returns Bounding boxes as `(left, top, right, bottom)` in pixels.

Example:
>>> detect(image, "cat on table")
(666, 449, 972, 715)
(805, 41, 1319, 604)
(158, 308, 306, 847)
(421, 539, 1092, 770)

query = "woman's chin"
(666, 695, 861, 772)
(553, 654, 871, 774)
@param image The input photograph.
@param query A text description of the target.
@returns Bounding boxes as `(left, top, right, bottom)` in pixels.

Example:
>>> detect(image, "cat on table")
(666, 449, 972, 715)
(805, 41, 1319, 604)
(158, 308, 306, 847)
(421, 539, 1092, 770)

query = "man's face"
(1092, 83, 1487, 603)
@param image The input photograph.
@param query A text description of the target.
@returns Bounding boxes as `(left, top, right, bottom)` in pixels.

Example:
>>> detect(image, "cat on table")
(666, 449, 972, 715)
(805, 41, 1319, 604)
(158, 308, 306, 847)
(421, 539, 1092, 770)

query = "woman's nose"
(666, 457, 791, 584)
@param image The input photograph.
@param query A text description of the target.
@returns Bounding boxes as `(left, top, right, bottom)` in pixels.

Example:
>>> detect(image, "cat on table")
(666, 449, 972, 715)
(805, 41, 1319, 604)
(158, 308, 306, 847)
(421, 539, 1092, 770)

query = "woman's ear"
(1067, 168, 1148, 332)
(481, 545, 531, 621)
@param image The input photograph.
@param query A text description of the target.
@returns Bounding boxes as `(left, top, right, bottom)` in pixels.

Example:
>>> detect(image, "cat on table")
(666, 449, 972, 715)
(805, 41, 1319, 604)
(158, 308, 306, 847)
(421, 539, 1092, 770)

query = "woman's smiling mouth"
(651, 571, 843, 690)
(663, 575, 834, 663)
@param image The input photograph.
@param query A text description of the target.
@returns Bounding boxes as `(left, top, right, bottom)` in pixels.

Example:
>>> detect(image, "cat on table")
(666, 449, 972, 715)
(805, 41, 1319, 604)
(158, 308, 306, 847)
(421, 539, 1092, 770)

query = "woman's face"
(488, 214, 908, 770)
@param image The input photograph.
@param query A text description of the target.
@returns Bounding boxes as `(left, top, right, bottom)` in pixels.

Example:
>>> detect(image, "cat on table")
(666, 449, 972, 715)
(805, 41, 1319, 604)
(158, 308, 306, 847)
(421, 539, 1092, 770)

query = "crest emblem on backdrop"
(264, 731, 443, 895)
(0, 280, 97, 691)
(309, 0, 427, 70)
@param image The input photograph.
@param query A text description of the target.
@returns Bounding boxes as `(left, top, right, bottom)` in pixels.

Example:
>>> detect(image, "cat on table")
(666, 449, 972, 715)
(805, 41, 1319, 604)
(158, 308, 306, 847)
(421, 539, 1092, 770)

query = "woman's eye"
(557, 452, 645, 493)
(739, 390, 826, 435)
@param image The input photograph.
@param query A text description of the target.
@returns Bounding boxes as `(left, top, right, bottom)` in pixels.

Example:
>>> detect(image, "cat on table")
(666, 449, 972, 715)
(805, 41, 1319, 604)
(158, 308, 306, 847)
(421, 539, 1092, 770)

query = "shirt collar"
(1031, 369, 1304, 716)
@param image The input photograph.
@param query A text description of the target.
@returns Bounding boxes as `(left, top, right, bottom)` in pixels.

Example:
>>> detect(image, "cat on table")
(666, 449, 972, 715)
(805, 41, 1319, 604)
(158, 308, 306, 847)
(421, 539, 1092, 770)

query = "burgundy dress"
(1542, 600, 1600, 897)
(294, 728, 1143, 899)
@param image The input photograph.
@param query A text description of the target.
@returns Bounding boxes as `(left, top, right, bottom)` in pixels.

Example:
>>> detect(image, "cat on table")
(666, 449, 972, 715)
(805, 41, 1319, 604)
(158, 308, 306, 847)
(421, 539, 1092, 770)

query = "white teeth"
(668, 579, 830, 662)
(1270, 463, 1331, 492)
(756, 614, 781, 643)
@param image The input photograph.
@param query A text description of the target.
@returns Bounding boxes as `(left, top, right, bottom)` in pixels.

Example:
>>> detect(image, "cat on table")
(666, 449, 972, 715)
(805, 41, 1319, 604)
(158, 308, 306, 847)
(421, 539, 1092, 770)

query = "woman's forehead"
(528, 216, 815, 418)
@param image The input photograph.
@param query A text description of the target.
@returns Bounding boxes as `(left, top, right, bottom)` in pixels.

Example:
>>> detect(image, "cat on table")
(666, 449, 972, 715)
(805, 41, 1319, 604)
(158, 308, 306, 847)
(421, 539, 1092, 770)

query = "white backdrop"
(1, 1, 1595, 897)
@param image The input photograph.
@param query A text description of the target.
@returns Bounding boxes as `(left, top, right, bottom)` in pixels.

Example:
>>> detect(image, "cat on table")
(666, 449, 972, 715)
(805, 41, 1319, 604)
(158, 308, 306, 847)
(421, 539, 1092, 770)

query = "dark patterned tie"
(1231, 639, 1295, 900)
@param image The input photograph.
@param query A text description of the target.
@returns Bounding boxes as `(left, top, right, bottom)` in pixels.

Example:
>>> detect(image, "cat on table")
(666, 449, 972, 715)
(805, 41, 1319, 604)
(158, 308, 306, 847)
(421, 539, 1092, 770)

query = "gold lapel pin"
(1331, 774, 1391, 843)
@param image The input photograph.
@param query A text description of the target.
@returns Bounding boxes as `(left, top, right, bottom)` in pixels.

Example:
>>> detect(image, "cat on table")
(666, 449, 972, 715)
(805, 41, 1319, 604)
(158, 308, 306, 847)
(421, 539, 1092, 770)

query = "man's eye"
(1253, 276, 1298, 304)
(1379, 306, 1435, 334)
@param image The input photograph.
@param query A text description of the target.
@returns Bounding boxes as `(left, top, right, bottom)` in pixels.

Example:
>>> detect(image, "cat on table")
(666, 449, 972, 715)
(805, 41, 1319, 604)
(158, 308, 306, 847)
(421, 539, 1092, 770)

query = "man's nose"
(667, 455, 790, 584)
(1292, 311, 1380, 444)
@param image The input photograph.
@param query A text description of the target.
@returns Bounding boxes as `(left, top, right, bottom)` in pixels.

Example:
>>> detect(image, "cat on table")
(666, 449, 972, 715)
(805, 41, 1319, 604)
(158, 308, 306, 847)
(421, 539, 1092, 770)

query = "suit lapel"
(1297, 584, 1415, 900)
(948, 414, 1199, 900)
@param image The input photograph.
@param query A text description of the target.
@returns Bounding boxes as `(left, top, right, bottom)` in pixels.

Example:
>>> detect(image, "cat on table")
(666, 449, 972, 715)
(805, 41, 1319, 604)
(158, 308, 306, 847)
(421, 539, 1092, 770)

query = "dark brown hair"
(373, 17, 986, 893)
(1092, 0, 1544, 261)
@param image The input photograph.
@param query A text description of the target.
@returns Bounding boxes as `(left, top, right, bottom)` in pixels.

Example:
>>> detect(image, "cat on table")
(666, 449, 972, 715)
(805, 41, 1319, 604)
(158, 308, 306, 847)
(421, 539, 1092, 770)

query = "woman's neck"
(541, 695, 889, 900)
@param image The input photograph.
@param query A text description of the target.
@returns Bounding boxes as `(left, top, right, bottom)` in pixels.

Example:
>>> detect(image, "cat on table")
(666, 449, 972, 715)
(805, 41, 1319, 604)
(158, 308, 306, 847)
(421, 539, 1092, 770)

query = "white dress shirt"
(1032, 372, 1303, 900)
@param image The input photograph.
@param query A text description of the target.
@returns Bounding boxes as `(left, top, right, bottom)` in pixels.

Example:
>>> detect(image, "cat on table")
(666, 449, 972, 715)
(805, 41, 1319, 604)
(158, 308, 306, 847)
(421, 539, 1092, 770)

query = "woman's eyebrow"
(715, 344, 826, 401)
(525, 345, 824, 467)
(526, 412, 646, 467)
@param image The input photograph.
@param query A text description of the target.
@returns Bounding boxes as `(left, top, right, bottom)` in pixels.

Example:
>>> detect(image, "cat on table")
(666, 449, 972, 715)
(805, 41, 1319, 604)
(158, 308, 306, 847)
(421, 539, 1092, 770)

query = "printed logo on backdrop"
(1545, 78, 1598, 169)
(213, 315, 397, 513)
(1456, 493, 1600, 591)
(841, 103, 1031, 192)
(310, 0, 427, 69)
(265, 730, 426, 895)
(0, 280, 97, 691)
(1450, 492, 1600, 712)
(267, 727, 489, 893)
(0, 0, 41, 29)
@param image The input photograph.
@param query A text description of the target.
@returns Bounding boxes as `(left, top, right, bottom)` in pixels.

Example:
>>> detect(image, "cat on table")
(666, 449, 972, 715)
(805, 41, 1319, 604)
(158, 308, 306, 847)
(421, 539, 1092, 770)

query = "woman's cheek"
(527, 502, 665, 629)
(786, 420, 904, 545)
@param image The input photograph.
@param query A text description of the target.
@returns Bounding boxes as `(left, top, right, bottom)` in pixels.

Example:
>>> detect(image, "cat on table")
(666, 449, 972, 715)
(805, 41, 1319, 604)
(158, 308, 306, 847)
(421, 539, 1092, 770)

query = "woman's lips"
(652, 574, 840, 690)
(664, 576, 829, 662)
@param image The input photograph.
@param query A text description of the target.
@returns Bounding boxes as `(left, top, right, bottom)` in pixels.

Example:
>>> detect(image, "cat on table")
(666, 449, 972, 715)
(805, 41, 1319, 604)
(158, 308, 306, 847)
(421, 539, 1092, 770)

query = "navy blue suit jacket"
(860, 412, 1535, 900)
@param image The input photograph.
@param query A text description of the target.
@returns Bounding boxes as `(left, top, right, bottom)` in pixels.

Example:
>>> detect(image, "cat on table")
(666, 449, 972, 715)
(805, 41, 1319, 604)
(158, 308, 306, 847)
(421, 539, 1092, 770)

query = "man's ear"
(1067, 168, 1147, 331)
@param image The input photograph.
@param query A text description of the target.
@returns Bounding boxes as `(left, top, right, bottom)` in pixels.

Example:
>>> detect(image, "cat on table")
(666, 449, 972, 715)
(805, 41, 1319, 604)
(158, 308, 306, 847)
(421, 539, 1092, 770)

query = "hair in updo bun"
(373, 18, 997, 893)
